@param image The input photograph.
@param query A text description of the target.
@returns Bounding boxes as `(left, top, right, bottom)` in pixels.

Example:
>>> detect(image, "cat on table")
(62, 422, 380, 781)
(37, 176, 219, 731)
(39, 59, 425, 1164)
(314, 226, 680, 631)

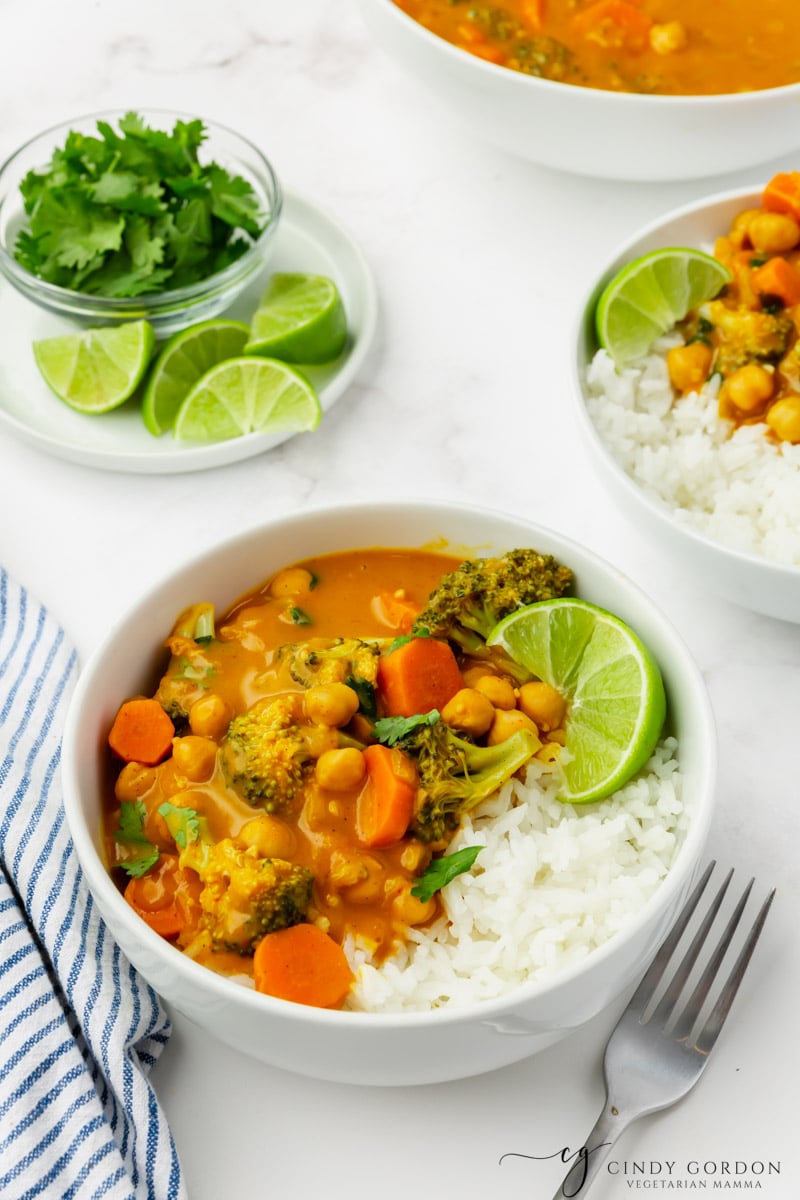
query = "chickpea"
(171, 735, 217, 782)
(400, 839, 430, 874)
(269, 567, 316, 598)
(114, 762, 156, 803)
(517, 681, 567, 732)
(392, 882, 436, 927)
(304, 682, 360, 728)
(299, 724, 340, 760)
(334, 854, 385, 903)
(441, 687, 495, 737)
(536, 742, 562, 764)
(728, 208, 763, 250)
(748, 212, 800, 256)
(189, 693, 231, 740)
(766, 396, 800, 443)
(666, 341, 714, 395)
(473, 674, 517, 710)
(720, 363, 774, 413)
(649, 20, 687, 55)
(487, 708, 541, 748)
(238, 814, 296, 859)
(460, 664, 494, 688)
(315, 747, 367, 791)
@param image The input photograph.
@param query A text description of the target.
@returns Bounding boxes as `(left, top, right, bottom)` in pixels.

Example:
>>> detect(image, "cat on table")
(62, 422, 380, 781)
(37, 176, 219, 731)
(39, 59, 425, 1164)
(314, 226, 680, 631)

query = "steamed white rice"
(585, 340, 800, 565)
(345, 737, 685, 1012)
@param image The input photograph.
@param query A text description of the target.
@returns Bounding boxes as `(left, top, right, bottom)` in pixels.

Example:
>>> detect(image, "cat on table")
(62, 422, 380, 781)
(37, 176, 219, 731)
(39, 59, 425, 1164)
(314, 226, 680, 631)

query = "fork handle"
(551, 1102, 632, 1199)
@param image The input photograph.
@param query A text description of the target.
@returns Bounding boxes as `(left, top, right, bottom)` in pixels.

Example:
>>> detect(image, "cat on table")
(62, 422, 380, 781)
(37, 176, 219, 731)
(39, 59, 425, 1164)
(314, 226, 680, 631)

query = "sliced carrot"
(124, 854, 198, 939)
(357, 744, 417, 849)
(751, 256, 800, 307)
(108, 697, 175, 765)
(253, 923, 354, 1009)
(377, 637, 463, 718)
(762, 172, 800, 223)
(371, 590, 422, 634)
(572, 0, 651, 50)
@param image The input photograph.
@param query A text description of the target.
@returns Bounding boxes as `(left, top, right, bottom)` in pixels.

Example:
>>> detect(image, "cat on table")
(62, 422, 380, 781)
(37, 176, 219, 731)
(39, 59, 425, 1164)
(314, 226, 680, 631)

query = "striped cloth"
(0, 569, 186, 1200)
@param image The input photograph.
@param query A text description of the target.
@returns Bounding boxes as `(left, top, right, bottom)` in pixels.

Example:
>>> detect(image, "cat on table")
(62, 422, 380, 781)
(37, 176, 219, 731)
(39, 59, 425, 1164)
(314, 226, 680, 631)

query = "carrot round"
(253, 923, 354, 1008)
(357, 743, 417, 848)
(124, 854, 193, 939)
(751, 256, 800, 307)
(377, 637, 463, 717)
(109, 697, 175, 765)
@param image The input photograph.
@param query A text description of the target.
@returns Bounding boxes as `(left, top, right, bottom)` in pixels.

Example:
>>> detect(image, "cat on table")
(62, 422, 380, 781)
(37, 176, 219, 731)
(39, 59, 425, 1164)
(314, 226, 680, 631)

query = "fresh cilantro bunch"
(15, 112, 266, 298)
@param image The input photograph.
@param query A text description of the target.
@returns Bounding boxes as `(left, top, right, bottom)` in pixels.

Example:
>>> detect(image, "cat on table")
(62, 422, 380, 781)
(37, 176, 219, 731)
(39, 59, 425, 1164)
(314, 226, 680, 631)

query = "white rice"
(345, 737, 685, 1012)
(585, 340, 800, 566)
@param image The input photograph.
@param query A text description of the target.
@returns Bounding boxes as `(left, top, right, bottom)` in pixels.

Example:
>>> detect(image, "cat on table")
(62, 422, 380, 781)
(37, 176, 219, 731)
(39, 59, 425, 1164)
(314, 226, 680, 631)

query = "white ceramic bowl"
(62, 501, 715, 1086)
(357, 0, 800, 182)
(572, 186, 800, 625)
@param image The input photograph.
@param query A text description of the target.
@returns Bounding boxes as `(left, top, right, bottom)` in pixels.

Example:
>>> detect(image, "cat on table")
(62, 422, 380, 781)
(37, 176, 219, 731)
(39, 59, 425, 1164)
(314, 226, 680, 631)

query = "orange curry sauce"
(393, 0, 800, 95)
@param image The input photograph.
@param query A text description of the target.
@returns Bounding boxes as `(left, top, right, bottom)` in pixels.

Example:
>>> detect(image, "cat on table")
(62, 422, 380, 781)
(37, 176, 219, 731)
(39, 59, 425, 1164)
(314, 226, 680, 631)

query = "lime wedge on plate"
(33, 320, 155, 413)
(595, 248, 731, 367)
(173, 357, 322, 442)
(245, 273, 347, 364)
(142, 319, 250, 436)
(489, 598, 666, 804)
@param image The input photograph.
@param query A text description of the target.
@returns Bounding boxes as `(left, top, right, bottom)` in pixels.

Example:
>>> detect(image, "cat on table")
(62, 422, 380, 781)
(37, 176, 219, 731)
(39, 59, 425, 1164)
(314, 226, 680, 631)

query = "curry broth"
(395, 0, 800, 96)
(106, 548, 462, 977)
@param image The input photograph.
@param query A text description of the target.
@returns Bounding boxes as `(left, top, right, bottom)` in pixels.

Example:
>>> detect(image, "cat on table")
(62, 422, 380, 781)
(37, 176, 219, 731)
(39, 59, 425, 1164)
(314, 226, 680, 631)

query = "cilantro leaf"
(157, 802, 201, 849)
(13, 112, 267, 297)
(289, 607, 313, 626)
(115, 800, 159, 878)
(388, 630, 430, 654)
(410, 846, 482, 903)
(373, 710, 440, 747)
(345, 674, 377, 719)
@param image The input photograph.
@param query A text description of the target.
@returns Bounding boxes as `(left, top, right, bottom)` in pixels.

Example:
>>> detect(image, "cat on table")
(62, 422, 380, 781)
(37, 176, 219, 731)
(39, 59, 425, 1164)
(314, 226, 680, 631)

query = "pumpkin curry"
(393, 0, 800, 96)
(105, 547, 573, 1008)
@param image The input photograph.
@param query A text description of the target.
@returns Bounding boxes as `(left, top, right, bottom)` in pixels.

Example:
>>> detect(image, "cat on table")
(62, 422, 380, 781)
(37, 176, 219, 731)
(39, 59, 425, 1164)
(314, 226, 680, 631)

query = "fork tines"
(630, 861, 775, 1054)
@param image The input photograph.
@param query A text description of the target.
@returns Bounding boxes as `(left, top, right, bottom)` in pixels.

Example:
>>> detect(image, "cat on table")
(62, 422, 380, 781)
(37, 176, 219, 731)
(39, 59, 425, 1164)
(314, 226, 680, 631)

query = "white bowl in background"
(572, 186, 800, 625)
(357, 0, 800, 182)
(62, 501, 715, 1085)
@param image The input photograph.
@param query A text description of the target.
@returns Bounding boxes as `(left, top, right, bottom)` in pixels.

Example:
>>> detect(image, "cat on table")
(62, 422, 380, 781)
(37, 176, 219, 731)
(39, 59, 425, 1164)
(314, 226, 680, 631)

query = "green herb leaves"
(15, 112, 266, 297)
(410, 846, 482, 902)
(115, 800, 159, 878)
(373, 709, 440, 747)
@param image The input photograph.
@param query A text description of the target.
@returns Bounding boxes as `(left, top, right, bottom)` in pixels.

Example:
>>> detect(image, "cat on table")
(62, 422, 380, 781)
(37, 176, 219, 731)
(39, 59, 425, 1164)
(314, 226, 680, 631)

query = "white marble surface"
(1, 2, 799, 1196)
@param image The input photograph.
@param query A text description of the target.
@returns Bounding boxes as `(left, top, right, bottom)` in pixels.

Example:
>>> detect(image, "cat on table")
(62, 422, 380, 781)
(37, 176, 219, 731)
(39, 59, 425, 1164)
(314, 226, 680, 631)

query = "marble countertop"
(1, 2, 798, 1196)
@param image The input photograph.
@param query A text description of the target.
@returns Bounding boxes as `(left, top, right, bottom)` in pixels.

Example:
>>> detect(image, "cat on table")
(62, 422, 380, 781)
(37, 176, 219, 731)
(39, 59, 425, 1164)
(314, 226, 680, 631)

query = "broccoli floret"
(708, 301, 793, 374)
(380, 714, 539, 843)
(221, 695, 311, 812)
(277, 636, 382, 690)
(180, 838, 313, 953)
(412, 549, 572, 655)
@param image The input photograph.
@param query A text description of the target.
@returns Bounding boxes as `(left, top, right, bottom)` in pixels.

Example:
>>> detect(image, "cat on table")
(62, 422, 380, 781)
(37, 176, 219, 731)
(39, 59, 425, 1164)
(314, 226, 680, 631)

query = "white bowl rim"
(0, 106, 283, 311)
(62, 497, 716, 1030)
(572, 182, 800, 584)
(371, 0, 800, 105)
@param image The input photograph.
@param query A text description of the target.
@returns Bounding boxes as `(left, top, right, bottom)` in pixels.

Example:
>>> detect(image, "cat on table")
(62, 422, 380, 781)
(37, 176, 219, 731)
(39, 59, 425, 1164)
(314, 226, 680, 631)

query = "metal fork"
(553, 862, 775, 1199)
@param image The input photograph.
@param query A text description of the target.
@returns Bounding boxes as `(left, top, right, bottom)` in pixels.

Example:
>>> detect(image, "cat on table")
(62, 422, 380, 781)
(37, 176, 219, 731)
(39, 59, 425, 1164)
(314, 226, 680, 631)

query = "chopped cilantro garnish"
(289, 607, 313, 626)
(345, 674, 377, 719)
(388, 630, 431, 654)
(157, 802, 201, 849)
(14, 112, 266, 297)
(410, 846, 482, 902)
(115, 800, 159, 878)
(373, 710, 440, 747)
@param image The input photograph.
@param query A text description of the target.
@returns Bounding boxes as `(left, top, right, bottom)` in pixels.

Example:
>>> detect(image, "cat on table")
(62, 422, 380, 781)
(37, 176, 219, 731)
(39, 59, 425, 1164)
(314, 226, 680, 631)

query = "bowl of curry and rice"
(62, 500, 714, 1085)
(357, 0, 800, 180)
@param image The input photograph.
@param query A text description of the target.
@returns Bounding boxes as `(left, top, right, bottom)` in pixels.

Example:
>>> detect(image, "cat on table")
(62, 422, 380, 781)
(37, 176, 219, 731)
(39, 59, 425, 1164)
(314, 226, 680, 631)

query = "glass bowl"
(0, 110, 282, 338)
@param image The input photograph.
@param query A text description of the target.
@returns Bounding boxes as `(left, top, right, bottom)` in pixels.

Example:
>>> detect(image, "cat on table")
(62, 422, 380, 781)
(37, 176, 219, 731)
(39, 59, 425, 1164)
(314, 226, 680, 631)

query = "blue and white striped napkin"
(0, 569, 186, 1200)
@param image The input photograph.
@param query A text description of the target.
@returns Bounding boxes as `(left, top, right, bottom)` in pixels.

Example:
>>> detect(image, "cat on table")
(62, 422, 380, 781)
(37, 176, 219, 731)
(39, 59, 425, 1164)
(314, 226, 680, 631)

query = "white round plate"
(0, 191, 377, 474)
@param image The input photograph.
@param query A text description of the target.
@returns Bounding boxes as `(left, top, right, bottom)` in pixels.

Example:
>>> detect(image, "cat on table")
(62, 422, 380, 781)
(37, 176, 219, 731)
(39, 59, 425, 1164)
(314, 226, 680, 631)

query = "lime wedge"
(142, 319, 250, 436)
(245, 273, 347, 364)
(488, 598, 666, 804)
(595, 248, 731, 366)
(33, 320, 155, 413)
(173, 356, 322, 442)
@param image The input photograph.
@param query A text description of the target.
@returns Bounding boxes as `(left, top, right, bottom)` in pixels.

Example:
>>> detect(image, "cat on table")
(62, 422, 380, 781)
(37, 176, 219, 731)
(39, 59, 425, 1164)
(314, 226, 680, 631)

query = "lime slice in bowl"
(595, 248, 731, 367)
(33, 320, 155, 413)
(245, 273, 347, 364)
(488, 598, 666, 804)
(173, 356, 322, 442)
(142, 319, 250, 436)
